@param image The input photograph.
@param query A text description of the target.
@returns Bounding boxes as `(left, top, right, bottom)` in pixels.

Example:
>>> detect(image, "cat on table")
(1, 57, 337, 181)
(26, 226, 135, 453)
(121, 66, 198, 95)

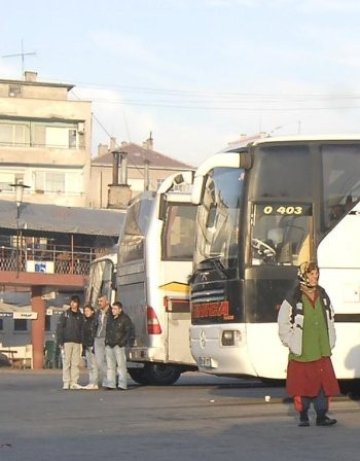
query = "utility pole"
(2, 39, 36, 75)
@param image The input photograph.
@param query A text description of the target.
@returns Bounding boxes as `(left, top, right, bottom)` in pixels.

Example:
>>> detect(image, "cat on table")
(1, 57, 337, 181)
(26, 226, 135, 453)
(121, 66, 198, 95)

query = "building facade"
(0, 71, 92, 207)
(90, 137, 194, 208)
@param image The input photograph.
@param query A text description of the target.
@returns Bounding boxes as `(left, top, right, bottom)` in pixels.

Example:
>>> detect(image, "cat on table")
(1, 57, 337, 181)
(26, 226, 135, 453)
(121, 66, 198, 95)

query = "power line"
(90, 98, 360, 112)
(70, 80, 360, 101)
(72, 90, 113, 139)
(70, 82, 360, 111)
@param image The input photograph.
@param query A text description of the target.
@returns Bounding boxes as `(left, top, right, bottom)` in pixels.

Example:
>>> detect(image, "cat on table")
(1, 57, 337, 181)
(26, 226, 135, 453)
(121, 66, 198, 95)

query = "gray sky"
(2, 0, 360, 166)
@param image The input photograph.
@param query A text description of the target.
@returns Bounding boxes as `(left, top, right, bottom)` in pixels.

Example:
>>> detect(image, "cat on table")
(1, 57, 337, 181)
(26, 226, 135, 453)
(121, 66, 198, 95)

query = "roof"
(226, 133, 360, 151)
(0, 200, 125, 237)
(0, 77, 74, 91)
(92, 142, 194, 170)
(0, 301, 35, 318)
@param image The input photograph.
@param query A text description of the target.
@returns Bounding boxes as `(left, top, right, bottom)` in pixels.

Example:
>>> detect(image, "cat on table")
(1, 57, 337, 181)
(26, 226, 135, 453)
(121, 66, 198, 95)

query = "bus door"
(160, 202, 197, 364)
(162, 280, 194, 364)
(318, 149, 360, 378)
(318, 199, 360, 378)
(246, 202, 314, 379)
(118, 265, 148, 349)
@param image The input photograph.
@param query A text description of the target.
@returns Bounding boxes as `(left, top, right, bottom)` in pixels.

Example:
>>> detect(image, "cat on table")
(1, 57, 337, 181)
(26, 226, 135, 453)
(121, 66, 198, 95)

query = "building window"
(0, 318, 3, 330)
(46, 172, 65, 193)
(14, 319, 28, 331)
(0, 122, 29, 147)
(45, 315, 51, 332)
(0, 172, 25, 193)
(0, 172, 14, 192)
(9, 84, 22, 97)
(45, 126, 79, 149)
(0, 120, 83, 149)
(34, 171, 65, 193)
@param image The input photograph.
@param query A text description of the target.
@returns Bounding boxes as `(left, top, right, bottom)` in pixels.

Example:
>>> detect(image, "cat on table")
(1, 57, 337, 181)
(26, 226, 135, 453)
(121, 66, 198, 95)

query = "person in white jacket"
(278, 261, 339, 427)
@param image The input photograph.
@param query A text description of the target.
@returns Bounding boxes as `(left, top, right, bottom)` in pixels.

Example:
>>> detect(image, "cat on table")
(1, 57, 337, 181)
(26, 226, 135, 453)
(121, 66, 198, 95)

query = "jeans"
(85, 347, 98, 386)
(62, 342, 81, 386)
(94, 337, 107, 386)
(294, 388, 329, 415)
(105, 345, 127, 389)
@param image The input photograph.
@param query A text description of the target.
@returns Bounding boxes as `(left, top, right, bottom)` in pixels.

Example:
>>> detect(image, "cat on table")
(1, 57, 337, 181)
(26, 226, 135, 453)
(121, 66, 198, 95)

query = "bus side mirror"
(158, 193, 166, 221)
(111, 271, 117, 291)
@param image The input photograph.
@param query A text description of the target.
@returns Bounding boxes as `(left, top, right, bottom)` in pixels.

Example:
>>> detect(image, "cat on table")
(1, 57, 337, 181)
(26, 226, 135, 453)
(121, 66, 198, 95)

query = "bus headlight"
(221, 330, 240, 346)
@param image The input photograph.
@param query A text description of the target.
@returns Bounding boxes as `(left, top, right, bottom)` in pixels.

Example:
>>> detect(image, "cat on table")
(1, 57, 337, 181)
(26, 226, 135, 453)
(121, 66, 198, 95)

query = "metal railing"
(0, 245, 100, 276)
(0, 140, 85, 149)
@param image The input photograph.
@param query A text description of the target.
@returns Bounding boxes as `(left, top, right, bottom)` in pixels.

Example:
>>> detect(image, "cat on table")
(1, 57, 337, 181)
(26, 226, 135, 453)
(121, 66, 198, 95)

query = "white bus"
(117, 171, 198, 385)
(189, 135, 360, 389)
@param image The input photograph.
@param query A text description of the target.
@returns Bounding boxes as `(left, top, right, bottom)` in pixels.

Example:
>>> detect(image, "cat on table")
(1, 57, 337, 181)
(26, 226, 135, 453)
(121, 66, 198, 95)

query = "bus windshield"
(162, 204, 197, 260)
(193, 167, 243, 269)
(119, 196, 153, 264)
(249, 144, 313, 266)
(251, 203, 312, 266)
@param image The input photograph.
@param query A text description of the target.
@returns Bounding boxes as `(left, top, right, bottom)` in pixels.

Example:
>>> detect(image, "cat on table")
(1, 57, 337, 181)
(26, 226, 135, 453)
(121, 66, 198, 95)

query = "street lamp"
(11, 181, 30, 219)
(10, 181, 30, 274)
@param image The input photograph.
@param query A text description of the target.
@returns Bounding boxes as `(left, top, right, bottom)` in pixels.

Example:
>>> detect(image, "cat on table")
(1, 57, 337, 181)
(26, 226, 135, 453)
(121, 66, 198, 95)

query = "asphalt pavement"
(1, 369, 360, 461)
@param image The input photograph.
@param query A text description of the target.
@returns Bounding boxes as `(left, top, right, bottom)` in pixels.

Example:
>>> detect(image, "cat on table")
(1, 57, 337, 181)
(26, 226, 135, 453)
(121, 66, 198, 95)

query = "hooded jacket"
(277, 284, 336, 356)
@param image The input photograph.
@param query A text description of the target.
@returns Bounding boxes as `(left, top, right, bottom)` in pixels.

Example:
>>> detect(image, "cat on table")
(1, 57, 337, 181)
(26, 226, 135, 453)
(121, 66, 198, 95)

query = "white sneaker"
(62, 383, 70, 390)
(70, 383, 83, 390)
(84, 384, 99, 390)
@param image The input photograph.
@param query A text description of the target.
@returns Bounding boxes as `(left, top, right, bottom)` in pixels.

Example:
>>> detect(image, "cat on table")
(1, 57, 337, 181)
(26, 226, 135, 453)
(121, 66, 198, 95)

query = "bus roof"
(226, 133, 360, 151)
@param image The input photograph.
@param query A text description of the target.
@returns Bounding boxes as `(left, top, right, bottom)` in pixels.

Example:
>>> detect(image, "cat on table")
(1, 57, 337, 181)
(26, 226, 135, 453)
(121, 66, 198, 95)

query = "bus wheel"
(144, 363, 181, 386)
(128, 368, 150, 385)
(339, 379, 360, 397)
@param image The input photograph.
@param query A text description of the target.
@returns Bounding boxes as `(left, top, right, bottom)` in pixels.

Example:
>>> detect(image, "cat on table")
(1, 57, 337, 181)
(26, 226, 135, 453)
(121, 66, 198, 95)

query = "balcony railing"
(0, 140, 85, 149)
(0, 245, 99, 276)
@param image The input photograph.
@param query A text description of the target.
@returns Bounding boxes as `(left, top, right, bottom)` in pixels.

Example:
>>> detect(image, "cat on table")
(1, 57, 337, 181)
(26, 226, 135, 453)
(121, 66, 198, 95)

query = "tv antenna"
(2, 40, 37, 75)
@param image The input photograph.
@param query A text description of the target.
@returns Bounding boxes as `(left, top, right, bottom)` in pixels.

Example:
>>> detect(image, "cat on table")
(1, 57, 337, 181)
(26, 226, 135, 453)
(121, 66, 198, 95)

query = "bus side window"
(327, 193, 358, 229)
(328, 203, 345, 226)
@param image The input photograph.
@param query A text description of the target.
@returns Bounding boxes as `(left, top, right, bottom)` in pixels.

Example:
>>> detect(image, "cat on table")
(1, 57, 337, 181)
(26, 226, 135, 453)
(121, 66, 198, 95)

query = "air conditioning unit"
(78, 122, 85, 134)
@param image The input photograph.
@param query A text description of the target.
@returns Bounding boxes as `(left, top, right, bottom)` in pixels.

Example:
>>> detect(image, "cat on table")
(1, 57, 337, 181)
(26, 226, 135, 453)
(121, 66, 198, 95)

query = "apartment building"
(0, 71, 91, 207)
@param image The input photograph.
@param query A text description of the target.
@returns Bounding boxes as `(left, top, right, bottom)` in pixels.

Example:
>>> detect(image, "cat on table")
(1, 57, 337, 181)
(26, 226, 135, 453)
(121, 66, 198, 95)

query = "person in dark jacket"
(104, 301, 134, 390)
(56, 295, 84, 390)
(82, 305, 98, 390)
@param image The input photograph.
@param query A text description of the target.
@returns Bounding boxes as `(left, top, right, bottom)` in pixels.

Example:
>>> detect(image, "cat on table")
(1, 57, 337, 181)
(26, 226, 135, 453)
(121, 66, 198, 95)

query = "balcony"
(0, 244, 100, 288)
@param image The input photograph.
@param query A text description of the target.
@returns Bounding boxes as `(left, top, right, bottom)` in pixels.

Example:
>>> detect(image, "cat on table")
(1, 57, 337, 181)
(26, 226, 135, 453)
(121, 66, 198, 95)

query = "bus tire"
(144, 363, 182, 386)
(127, 368, 150, 385)
(339, 379, 360, 397)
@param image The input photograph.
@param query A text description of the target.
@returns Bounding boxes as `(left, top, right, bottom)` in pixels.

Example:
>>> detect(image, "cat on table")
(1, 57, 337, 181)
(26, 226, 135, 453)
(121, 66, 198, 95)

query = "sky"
(2, 0, 360, 166)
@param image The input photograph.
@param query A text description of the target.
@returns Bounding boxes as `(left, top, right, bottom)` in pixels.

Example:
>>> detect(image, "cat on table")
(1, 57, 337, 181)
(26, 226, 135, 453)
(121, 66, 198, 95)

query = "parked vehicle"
(189, 134, 360, 390)
(117, 171, 198, 385)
